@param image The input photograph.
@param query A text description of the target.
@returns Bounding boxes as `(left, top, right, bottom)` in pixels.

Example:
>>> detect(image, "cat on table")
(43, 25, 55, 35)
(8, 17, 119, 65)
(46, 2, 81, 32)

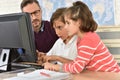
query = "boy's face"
(64, 16, 80, 36)
(22, 2, 42, 33)
(53, 19, 68, 41)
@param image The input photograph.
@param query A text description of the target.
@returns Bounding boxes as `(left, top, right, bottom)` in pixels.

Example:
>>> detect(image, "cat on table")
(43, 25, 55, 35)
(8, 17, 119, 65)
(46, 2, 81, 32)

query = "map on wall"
(82, 0, 115, 26)
(38, 0, 115, 26)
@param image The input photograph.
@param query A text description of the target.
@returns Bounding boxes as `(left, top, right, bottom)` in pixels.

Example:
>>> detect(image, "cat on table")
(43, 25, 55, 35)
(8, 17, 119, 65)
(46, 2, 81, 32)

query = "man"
(20, 0, 58, 53)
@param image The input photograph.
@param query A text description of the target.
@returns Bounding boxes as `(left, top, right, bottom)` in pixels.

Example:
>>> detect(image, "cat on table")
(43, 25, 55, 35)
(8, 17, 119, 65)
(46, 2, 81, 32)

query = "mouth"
(32, 20, 40, 26)
(32, 21, 38, 24)
(32, 19, 39, 23)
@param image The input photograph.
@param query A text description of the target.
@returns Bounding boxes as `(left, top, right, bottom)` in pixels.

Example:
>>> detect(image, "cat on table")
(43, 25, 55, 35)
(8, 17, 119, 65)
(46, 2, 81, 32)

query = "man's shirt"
(34, 21, 58, 53)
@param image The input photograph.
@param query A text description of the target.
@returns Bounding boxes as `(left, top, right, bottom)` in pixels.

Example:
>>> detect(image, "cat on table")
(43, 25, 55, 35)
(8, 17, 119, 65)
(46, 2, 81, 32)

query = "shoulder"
(79, 32, 101, 47)
(42, 20, 53, 31)
(42, 20, 58, 38)
(51, 38, 64, 49)
(84, 32, 100, 41)
(68, 35, 77, 44)
(72, 35, 78, 42)
(54, 38, 63, 45)
(47, 38, 63, 55)
(42, 20, 50, 26)
(42, 20, 54, 30)
(43, 20, 50, 23)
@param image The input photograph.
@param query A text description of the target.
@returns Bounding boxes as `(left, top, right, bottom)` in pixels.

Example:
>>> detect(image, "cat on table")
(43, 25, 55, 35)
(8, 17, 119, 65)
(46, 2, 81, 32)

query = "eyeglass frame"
(29, 10, 41, 17)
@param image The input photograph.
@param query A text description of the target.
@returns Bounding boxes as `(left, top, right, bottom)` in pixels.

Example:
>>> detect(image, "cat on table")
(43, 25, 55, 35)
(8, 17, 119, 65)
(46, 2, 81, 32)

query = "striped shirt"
(63, 32, 120, 73)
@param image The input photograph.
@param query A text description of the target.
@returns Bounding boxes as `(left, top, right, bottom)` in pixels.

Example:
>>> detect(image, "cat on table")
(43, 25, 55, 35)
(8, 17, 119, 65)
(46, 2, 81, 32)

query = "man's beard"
(32, 19, 41, 32)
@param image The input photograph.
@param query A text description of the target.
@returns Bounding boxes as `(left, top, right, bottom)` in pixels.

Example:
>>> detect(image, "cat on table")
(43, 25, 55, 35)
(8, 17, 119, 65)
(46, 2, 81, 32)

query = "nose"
(55, 29, 61, 36)
(31, 14, 37, 20)
(64, 24, 68, 29)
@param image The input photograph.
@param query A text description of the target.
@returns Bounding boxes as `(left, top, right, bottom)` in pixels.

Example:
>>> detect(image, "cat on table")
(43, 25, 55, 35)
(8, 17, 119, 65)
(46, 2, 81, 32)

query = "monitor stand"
(0, 49, 11, 71)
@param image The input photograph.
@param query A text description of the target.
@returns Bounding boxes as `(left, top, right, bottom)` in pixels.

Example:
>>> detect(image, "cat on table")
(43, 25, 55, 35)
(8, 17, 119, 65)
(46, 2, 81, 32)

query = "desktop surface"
(71, 70, 120, 80)
(0, 62, 43, 73)
(0, 69, 120, 80)
(0, 68, 36, 80)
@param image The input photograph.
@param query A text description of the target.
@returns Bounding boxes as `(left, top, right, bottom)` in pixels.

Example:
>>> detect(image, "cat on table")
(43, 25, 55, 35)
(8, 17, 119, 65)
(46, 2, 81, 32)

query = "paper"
(3, 69, 69, 80)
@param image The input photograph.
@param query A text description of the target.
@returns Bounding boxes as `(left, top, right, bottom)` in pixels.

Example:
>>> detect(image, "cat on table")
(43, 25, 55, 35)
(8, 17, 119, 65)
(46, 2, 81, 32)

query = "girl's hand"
(43, 62, 60, 72)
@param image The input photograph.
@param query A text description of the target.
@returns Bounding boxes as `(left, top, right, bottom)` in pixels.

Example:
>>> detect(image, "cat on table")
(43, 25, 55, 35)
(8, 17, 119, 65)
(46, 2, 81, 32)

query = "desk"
(70, 70, 120, 80)
(0, 68, 35, 80)
(0, 69, 120, 80)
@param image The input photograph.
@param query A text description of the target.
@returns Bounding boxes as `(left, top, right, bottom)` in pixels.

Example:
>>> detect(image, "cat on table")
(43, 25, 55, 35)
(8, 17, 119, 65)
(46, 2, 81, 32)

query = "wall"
(0, 0, 119, 26)
(0, 0, 22, 14)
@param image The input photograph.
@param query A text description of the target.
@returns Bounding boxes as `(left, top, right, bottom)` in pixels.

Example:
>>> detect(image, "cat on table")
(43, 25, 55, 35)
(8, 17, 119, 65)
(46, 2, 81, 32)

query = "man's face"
(22, 2, 42, 33)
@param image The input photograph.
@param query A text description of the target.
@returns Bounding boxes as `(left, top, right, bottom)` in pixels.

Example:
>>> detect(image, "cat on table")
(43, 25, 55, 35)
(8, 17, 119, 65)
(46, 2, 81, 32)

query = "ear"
(79, 19, 82, 25)
(76, 19, 82, 27)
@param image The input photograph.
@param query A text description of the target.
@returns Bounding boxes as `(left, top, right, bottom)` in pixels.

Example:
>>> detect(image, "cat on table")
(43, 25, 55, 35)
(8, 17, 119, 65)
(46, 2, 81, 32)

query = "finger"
(36, 50, 39, 53)
(37, 61, 42, 65)
(36, 50, 40, 56)
(42, 62, 46, 66)
(43, 56, 47, 62)
(38, 53, 43, 57)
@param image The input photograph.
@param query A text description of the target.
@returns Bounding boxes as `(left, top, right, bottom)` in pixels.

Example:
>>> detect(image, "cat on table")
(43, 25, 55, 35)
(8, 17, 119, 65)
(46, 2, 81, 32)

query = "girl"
(44, 1, 120, 73)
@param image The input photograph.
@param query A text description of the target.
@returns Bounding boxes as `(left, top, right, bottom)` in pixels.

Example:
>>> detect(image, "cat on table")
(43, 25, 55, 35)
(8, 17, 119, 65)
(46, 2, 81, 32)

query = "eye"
(30, 10, 40, 16)
(34, 11, 37, 15)
(57, 26, 63, 30)
(65, 21, 70, 25)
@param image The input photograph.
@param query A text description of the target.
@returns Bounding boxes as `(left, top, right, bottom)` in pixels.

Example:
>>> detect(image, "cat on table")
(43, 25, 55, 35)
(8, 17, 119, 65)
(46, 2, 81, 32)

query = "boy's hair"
(50, 8, 66, 27)
(21, 0, 40, 10)
(64, 1, 98, 32)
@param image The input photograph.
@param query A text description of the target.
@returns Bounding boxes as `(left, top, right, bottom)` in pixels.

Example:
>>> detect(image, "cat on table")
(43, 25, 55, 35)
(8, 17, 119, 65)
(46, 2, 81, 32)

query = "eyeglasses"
(29, 10, 40, 17)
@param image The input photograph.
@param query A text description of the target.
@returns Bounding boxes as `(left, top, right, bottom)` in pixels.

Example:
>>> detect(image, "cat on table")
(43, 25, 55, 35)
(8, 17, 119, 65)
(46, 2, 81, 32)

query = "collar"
(40, 21, 44, 32)
(60, 35, 77, 46)
(67, 35, 77, 45)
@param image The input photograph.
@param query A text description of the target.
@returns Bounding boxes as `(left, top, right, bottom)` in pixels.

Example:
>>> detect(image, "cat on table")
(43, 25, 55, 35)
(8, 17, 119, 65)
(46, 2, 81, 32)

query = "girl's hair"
(21, 0, 40, 10)
(64, 1, 98, 32)
(50, 8, 66, 27)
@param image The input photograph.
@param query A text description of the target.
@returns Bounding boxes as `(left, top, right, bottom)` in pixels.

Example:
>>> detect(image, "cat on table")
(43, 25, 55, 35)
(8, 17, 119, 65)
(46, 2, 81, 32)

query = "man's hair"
(21, 0, 40, 10)
(50, 8, 66, 27)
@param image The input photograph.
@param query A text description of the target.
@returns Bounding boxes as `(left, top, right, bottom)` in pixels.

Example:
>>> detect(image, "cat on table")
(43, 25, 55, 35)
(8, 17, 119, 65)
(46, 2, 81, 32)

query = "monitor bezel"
(0, 12, 37, 63)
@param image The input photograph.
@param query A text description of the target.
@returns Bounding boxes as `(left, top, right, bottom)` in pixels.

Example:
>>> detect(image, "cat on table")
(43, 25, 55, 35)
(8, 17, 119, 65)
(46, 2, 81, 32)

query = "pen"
(40, 72, 51, 77)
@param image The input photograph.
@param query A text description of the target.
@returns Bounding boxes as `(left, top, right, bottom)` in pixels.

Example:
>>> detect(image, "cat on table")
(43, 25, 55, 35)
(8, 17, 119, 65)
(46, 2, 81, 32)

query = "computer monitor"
(0, 12, 37, 63)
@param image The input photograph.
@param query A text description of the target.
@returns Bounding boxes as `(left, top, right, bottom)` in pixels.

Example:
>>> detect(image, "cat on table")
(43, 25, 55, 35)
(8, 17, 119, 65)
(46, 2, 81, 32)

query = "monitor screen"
(0, 12, 37, 63)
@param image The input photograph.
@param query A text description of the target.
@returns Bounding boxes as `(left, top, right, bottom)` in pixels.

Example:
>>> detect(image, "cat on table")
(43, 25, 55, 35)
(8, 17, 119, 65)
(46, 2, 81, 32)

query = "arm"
(43, 55, 73, 63)
(45, 38, 73, 63)
(44, 34, 100, 73)
(55, 56, 73, 63)
(63, 34, 100, 73)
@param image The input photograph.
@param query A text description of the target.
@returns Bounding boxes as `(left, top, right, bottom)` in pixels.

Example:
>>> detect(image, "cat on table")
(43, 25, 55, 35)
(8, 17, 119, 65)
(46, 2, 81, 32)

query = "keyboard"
(11, 63, 44, 70)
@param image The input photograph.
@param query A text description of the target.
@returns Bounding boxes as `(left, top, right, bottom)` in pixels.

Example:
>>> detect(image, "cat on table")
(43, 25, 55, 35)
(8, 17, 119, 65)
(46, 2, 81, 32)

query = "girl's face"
(64, 16, 80, 36)
(53, 19, 68, 41)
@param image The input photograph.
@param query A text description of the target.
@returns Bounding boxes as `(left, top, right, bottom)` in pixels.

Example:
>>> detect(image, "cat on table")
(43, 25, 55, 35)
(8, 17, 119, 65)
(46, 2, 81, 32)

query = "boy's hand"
(43, 55, 58, 62)
(36, 50, 46, 65)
